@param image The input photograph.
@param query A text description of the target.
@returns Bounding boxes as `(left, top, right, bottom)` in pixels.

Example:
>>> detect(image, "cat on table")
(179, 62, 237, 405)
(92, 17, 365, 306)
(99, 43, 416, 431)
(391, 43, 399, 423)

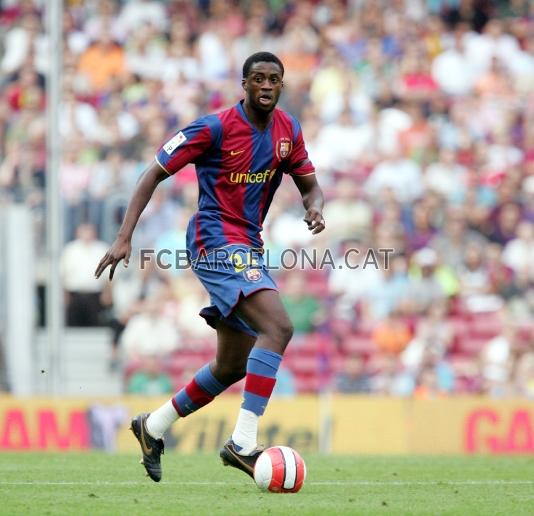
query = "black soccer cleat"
(220, 439, 263, 479)
(130, 413, 164, 482)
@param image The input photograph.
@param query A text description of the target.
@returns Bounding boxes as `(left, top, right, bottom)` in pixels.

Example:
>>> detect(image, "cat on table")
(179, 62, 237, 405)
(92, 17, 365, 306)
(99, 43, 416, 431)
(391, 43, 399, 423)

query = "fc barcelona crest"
(244, 268, 263, 282)
(275, 138, 293, 160)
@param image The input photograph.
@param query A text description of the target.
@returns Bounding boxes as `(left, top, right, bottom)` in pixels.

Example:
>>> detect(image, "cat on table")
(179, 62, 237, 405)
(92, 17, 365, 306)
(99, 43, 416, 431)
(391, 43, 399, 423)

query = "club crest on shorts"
(275, 138, 293, 160)
(244, 268, 262, 282)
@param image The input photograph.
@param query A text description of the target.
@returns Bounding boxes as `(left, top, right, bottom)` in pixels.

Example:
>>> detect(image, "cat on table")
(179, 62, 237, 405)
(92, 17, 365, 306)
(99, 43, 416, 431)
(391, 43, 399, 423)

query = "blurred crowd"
(1, 0, 534, 398)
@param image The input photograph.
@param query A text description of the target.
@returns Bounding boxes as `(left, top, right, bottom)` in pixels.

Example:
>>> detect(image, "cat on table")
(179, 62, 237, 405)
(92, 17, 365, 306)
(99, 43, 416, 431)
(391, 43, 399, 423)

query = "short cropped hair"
(242, 52, 284, 78)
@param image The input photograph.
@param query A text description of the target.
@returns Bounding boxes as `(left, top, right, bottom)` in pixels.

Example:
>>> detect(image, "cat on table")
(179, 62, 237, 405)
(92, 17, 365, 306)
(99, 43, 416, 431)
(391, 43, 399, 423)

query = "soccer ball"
(253, 446, 306, 493)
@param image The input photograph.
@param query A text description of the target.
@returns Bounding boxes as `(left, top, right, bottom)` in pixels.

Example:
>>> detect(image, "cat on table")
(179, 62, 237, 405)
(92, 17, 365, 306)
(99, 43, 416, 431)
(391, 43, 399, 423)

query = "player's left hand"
(304, 208, 325, 235)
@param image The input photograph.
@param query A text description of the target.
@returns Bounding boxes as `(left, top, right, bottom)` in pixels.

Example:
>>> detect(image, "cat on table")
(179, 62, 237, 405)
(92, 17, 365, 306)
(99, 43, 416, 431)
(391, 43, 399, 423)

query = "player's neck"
(243, 101, 273, 131)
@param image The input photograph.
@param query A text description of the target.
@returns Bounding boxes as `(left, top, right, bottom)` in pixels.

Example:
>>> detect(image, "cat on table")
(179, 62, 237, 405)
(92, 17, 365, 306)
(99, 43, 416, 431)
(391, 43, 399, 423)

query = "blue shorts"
(191, 245, 278, 337)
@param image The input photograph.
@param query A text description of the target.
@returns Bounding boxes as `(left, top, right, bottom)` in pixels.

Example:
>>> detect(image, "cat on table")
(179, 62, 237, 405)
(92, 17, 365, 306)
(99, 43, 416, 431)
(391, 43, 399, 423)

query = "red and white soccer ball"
(253, 446, 307, 493)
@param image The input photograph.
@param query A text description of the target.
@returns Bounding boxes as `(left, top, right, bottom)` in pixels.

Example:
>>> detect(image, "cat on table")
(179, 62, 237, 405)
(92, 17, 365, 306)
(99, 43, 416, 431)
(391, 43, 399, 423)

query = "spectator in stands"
(397, 102, 435, 165)
(272, 366, 297, 398)
(367, 353, 398, 394)
(366, 253, 411, 320)
(77, 29, 126, 93)
(487, 202, 522, 246)
(328, 239, 384, 322)
(408, 248, 447, 314)
(5, 64, 45, 113)
(173, 273, 213, 340)
(120, 296, 179, 362)
(282, 273, 322, 335)
(431, 30, 476, 96)
(3, 0, 534, 399)
(458, 243, 503, 312)
(60, 223, 109, 326)
(424, 148, 468, 204)
(126, 355, 174, 395)
(101, 257, 161, 371)
(430, 207, 485, 269)
(514, 352, 534, 399)
(335, 356, 371, 394)
(413, 366, 440, 399)
(480, 319, 519, 397)
(1, 13, 47, 75)
(59, 84, 100, 141)
(485, 242, 517, 300)
(371, 310, 413, 356)
(134, 187, 178, 248)
(502, 221, 534, 282)
(402, 301, 454, 372)
(365, 146, 424, 204)
(321, 178, 372, 242)
(404, 199, 437, 253)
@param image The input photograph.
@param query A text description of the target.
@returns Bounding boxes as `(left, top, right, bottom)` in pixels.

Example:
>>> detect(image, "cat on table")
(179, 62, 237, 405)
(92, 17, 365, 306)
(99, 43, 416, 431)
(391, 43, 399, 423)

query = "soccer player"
(95, 52, 325, 482)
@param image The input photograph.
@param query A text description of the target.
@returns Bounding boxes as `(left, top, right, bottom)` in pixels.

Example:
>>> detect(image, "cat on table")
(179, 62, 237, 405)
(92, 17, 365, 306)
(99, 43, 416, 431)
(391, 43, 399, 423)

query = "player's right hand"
(94, 238, 132, 281)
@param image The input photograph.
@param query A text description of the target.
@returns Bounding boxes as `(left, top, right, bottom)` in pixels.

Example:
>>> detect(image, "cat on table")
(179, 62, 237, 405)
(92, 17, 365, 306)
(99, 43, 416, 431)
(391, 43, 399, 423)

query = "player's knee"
(280, 319, 294, 346)
(212, 362, 246, 385)
(264, 319, 293, 351)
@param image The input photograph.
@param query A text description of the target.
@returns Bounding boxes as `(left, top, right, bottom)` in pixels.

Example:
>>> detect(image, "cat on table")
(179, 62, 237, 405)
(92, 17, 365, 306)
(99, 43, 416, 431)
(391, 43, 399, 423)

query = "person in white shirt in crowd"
(424, 147, 468, 204)
(60, 223, 109, 326)
(59, 82, 101, 142)
(321, 178, 372, 242)
(365, 145, 424, 204)
(84, 0, 127, 45)
(430, 207, 488, 270)
(407, 248, 446, 315)
(1, 13, 48, 75)
(463, 18, 521, 78)
(502, 221, 534, 282)
(118, 0, 168, 35)
(480, 317, 518, 397)
(120, 295, 179, 362)
(432, 30, 477, 96)
(328, 239, 385, 321)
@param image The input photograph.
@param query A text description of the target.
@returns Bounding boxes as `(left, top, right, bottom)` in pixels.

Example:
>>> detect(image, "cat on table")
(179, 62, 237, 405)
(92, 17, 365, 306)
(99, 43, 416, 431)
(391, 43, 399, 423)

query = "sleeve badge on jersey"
(275, 138, 293, 160)
(163, 131, 187, 155)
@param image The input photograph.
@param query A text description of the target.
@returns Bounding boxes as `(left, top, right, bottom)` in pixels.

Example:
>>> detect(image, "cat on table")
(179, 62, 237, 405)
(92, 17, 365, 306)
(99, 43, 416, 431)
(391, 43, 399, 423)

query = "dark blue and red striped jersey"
(155, 100, 315, 258)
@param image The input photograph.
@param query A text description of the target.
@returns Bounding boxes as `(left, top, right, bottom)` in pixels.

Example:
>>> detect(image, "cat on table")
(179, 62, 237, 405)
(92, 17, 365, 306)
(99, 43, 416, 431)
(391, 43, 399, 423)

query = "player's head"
(242, 52, 284, 113)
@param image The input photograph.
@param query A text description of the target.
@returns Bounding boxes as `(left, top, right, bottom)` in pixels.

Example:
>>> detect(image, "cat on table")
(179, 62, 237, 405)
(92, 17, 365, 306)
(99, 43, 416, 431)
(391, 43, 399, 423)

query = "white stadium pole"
(46, 0, 64, 395)
(4, 206, 35, 395)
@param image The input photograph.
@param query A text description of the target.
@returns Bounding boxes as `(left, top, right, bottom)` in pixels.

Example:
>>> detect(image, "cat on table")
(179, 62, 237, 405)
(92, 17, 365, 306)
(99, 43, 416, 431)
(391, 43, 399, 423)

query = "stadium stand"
(1, 0, 533, 398)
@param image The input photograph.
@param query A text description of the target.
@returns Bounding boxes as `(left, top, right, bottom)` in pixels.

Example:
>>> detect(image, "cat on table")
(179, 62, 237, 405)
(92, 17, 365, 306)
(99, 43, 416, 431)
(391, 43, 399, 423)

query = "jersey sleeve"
(287, 118, 315, 176)
(155, 117, 214, 175)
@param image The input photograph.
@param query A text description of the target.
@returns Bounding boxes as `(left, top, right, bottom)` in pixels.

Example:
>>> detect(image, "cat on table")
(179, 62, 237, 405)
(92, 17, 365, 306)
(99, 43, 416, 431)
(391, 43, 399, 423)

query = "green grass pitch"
(0, 453, 533, 515)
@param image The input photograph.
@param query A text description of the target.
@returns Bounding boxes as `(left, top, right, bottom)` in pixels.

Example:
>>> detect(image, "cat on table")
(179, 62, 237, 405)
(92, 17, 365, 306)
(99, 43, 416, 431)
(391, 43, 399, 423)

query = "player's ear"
(241, 78, 247, 91)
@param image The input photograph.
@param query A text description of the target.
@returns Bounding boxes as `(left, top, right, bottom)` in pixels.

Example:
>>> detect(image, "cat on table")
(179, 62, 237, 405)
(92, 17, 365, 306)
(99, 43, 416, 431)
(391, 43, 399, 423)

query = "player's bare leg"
(221, 289, 293, 476)
(211, 321, 256, 385)
(132, 322, 254, 481)
(236, 289, 293, 356)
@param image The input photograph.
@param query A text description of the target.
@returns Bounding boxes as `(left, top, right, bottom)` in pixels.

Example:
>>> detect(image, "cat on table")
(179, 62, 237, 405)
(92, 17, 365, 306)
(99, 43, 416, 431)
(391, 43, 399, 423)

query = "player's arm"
(292, 171, 325, 235)
(96, 117, 215, 280)
(287, 116, 324, 235)
(95, 160, 168, 280)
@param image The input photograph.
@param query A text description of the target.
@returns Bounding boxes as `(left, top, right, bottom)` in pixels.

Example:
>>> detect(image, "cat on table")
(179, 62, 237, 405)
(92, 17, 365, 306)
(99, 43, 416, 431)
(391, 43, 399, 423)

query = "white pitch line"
(310, 480, 534, 486)
(0, 480, 533, 487)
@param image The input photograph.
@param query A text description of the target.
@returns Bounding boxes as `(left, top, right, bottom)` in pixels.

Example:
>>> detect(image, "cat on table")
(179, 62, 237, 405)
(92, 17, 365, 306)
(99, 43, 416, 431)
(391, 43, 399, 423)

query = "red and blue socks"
(146, 349, 283, 446)
(172, 363, 227, 416)
(146, 363, 227, 438)
(232, 347, 282, 454)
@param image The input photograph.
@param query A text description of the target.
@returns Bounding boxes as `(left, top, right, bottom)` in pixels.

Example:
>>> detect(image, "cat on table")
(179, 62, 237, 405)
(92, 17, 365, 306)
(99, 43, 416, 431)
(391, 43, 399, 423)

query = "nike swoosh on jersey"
(230, 150, 245, 156)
